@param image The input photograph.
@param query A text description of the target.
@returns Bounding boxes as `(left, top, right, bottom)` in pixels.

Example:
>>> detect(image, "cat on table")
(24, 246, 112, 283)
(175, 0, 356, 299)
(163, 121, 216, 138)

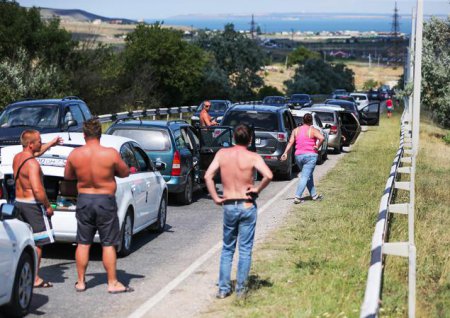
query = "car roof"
(229, 104, 287, 113)
(291, 94, 310, 97)
(290, 109, 317, 117)
(41, 132, 133, 150)
(7, 98, 83, 108)
(109, 120, 188, 129)
(306, 105, 344, 113)
(325, 99, 356, 106)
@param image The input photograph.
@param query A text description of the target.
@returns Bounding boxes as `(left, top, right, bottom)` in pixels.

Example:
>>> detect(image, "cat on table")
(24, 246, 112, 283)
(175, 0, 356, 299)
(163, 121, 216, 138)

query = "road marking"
(128, 177, 299, 318)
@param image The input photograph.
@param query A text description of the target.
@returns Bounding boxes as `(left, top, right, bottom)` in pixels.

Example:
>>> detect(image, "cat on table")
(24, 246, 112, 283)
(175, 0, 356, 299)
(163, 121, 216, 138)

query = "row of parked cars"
(0, 94, 380, 316)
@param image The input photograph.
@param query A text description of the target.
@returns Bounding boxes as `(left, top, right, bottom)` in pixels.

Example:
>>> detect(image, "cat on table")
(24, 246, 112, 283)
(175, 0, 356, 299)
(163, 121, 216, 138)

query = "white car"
(0, 133, 168, 257)
(290, 109, 329, 165)
(350, 93, 369, 110)
(0, 203, 37, 317)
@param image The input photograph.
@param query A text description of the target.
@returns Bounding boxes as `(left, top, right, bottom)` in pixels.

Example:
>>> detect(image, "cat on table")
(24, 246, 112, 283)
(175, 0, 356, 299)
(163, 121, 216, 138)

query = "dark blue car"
(287, 94, 313, 109)
(190, 100, 232, 126)
(262, 96, 288, 107)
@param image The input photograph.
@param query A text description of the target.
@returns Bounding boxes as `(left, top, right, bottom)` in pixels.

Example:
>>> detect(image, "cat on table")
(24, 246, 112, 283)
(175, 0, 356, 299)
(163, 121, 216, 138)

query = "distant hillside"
(36, 7, 137, 24)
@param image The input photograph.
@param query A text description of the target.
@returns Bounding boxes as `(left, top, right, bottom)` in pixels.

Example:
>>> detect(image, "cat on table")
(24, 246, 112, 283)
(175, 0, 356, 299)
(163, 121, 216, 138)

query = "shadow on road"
(84, 269, 145, 289)
(29, 293, 50, 316)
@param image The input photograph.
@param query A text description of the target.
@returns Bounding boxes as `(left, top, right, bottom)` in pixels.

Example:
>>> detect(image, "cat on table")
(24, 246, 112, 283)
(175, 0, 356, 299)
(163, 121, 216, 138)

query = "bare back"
(65, 142, 129, 195)
(13, 152, 41, 200)
(217, 147, 264, 199)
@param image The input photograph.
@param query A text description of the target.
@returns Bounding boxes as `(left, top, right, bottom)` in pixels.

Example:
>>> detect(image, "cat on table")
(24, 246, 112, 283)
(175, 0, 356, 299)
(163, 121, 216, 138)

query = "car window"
(173, 128, 188, 149)
(341, 113, 356, 125)
(110, 128, 171, 151)
(221, 111, 279, 131)
(180, 127, 194, 149)
(79, 103, 92, 120)
(120, 143, 139, 169)
(315, 112, 335, 123)
(0, 105, 59, 128)
(293, 116, 303, 127)
(69, 105, 84, 124)
(315, 115, 323, 128)
(131, 144, 152, 172)
(187, 127, 200, 147)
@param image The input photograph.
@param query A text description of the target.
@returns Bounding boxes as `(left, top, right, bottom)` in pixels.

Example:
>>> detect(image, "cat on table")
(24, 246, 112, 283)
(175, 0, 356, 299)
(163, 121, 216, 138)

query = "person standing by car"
(205, 124, 273, 299)
(200, 100, 218, 127)
(13, 130, 62, 288)
(281, 113, 324, 204)
(386, 98, 394, 118)
(64, 119, 133, 294)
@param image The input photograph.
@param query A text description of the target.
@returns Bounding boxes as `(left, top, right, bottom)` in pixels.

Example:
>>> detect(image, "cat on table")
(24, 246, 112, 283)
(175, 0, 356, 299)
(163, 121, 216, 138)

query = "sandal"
(75, 281, 86, 292)
(293, 197, 304, 204)
(312, 194, 323, 201)
(34, 280, 53, 288)
(108, 286, 134, 294)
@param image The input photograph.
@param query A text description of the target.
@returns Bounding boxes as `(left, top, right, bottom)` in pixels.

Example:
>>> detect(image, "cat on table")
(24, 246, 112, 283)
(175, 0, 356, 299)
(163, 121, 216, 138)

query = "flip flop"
(75, 282, 86, 292)
(34, 280, 53, 288)
(108, 286, 134, 294)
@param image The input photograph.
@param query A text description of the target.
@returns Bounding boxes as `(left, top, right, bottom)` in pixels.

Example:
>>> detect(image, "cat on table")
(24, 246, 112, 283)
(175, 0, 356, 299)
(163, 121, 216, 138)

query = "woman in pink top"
(281, 113, 325, 204)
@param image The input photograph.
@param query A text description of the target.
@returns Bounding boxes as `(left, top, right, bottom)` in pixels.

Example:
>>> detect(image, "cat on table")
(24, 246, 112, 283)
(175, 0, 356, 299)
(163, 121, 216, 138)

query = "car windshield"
(293, 116, 304, 126)
(110, 128, 172, 151)
(291, 95, 309, 101)
(315, 112, 335, 123)
(326, 101, 354, 112)
(196, 101, 228, 112)
(352, 95, 367, 101)
(222, 111, 279, 131)
(263, 97, 285, 104)
(0, 105, 60, 128)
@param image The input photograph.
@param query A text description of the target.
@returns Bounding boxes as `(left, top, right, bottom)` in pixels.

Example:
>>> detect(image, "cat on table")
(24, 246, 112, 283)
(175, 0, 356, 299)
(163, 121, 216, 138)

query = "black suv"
(0, 97, 92, 153)
(221, 104, 297, 180)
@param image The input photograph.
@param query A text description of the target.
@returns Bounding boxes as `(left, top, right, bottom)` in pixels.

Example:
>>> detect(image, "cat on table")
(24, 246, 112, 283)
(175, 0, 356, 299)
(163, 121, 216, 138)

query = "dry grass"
(262, 61, 402, 93)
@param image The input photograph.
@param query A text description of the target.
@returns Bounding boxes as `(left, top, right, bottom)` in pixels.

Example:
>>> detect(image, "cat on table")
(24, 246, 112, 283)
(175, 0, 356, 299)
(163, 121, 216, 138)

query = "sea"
(145, 13, 442, 34)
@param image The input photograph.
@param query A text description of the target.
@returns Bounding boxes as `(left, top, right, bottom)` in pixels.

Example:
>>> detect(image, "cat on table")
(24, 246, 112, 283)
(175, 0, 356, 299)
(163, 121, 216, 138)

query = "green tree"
(363, 79, 379, 90)
(422, 16, 450, 128)
(195, 24, 265, 100)
(122, 23, 207, 106)
(285, 59, 355, 94)
(0, 1, 75, 68)
(287, 46, 321, 67)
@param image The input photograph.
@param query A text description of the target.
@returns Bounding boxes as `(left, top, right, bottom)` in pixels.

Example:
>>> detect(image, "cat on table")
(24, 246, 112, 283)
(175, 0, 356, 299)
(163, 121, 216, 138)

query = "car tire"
(177, 174, 193, 205)
(316, 153, 323, 165)
(333, 142, 341, 154)
(1, 252, 34, 318)
(150, 194, 167, 233)
(279, 156, 293, 180)
(117, 210, 133, 257)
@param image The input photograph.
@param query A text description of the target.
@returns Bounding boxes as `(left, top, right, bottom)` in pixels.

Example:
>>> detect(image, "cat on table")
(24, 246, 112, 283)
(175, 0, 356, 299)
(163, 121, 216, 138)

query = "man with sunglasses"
(200, 100, 218, 127)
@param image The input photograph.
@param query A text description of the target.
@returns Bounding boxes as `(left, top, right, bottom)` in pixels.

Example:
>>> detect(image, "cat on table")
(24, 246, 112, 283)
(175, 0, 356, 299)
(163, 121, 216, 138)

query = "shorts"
(15, 201, 54, 246)
(76, 194, 120, 246)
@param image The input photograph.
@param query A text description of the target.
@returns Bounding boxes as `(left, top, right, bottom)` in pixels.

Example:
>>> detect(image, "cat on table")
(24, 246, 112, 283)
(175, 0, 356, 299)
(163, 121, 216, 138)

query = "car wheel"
(333, 142, 341, 154)
(2, 252, 34, 317)
(316, 153, 323, 165)
(118, 210, 133, 257)
(177, 174, 193, 205)
(280, 156, 293, 180)
(150, 194, 167, 233)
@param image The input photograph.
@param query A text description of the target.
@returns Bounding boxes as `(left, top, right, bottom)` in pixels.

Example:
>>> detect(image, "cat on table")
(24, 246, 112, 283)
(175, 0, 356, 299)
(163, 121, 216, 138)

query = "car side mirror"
(0, 203, 17, 220)
(323, 124, 332, 129)
(67, 119, 78, 128)
(154, 161, 166, 171)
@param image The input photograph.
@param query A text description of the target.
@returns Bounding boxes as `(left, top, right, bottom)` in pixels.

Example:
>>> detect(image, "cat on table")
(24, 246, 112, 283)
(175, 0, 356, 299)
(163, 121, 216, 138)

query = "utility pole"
(250, 14, 256, 40)
(390, 1, 402, 63)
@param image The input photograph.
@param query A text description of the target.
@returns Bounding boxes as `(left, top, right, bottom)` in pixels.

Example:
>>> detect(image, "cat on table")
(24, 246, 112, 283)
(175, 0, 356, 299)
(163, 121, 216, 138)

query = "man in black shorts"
(64, 119, 132, 293)
(13, 129, 63, 288)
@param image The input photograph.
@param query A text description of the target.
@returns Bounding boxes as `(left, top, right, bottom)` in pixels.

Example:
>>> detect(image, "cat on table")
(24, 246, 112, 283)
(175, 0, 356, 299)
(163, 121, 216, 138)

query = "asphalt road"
(18, 179, 298, 317)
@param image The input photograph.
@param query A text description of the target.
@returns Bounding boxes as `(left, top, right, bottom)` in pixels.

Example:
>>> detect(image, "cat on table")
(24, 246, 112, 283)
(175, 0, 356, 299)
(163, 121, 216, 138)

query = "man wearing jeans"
(205, 124, 273, 299)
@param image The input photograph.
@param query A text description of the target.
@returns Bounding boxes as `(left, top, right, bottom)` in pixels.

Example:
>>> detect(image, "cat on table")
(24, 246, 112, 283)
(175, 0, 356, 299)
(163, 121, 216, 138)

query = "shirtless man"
(199, 100, 218, 127)
(64, 118, 133, 293)
(13, 130, 63, 288)
(204, 124, 273, 299)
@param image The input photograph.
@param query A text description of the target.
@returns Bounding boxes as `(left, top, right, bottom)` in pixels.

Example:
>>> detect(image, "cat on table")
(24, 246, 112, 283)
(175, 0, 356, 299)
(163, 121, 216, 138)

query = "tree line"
(0, 1, 364, 116)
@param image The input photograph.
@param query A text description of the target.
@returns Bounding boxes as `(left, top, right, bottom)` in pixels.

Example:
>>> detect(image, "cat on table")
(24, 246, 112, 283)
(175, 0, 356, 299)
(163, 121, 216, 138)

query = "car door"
(186, 126, 202, 185)
(359, 102, 380, 126)
(68, 104, 85, 131)
(173, 128, 193, 180)
(120, 143, 147, 228)
(0, 221, 13, 299)
(340, 112, 361, 146)
(196, 126, 234, 180)
(131, 143, 160, 224)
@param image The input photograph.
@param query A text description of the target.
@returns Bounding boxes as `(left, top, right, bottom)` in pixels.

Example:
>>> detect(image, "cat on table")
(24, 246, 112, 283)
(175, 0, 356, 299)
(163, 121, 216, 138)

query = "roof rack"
(167, 120, 189, 126)
(62, 96, 81, 101)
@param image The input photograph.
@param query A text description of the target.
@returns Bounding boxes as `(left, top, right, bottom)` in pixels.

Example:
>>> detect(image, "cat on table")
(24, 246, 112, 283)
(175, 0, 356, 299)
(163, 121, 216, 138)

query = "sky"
(17, 0, 450, 19)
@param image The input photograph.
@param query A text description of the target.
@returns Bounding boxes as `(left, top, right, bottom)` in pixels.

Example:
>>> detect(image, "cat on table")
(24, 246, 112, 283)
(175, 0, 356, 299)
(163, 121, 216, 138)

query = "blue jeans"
(219, 202, 257, 294)
(295, 153, 318, 198)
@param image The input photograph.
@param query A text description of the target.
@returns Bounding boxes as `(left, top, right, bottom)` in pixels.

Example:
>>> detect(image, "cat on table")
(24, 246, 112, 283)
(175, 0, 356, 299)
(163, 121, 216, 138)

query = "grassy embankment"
(202, 110, 450, 317)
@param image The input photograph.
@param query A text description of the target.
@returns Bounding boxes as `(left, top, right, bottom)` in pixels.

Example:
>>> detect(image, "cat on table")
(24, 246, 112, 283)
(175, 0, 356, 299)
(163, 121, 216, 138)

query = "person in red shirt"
(386, 98, 394, 118)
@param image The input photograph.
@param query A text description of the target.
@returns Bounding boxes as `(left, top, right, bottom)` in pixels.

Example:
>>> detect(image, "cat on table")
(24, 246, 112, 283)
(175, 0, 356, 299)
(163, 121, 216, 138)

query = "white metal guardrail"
(361, 0, 422, 317)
